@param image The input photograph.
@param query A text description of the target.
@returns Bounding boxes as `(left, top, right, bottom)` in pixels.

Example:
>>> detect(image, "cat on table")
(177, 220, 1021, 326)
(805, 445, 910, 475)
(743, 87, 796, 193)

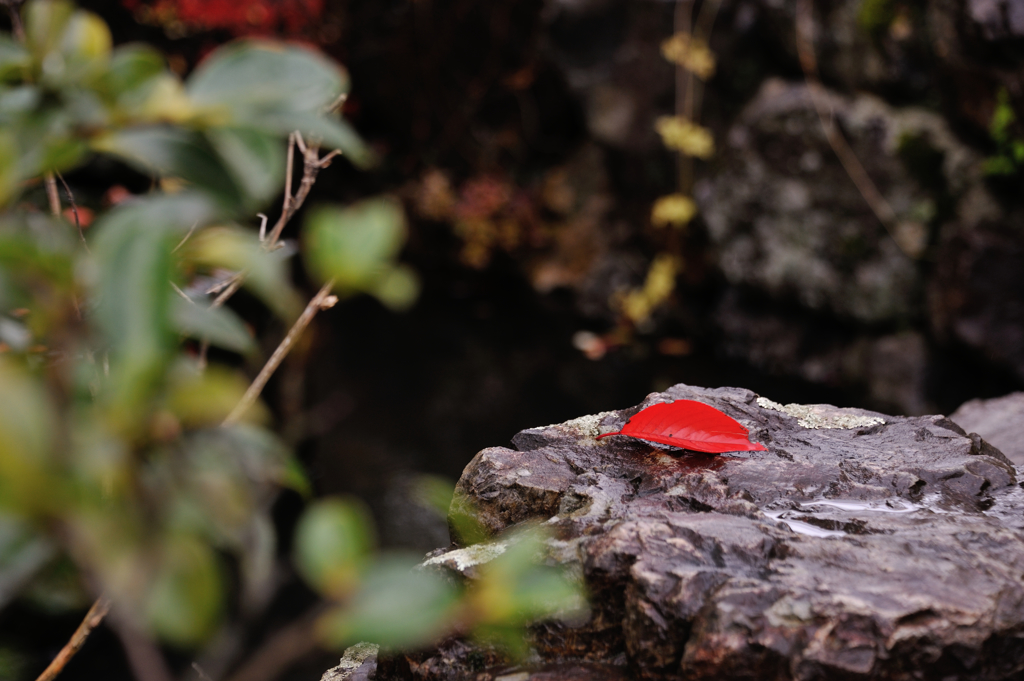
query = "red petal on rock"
(596, 400, 768, 453)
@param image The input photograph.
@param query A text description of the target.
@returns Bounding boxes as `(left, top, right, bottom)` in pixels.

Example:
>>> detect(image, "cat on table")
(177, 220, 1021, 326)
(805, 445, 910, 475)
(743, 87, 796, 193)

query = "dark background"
(3, 0, 1023, 678)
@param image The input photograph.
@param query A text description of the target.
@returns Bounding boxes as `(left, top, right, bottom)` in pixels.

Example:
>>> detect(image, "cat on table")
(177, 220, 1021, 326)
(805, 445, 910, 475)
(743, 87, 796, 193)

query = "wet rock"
(411, 383, 1024, 680)
(696, 78, 983, 325)
(951, 392, 1024, 465)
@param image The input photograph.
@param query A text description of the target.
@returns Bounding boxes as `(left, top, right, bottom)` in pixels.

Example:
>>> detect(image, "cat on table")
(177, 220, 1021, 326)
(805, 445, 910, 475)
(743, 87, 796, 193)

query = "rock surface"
(951, 392, 1024, 465)
(382, 383, 1024, 680)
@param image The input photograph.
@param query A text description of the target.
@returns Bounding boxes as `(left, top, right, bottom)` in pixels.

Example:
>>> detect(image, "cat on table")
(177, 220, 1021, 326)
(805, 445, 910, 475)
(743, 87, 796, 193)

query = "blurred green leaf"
(103, 44, 165, 98)
(294, 498, 374, 598)
(185, 41, 372, 166)
(187, 226, 301, 319)
(413, 475, 457, 518)
(92, 126, 245, 208)
(207, 127, 285, 207)
(372, 263, 419, 312)
(21, 554, 89, 613)
(471, 529, 586, 629)
(0, 37, 30, 82)
(0, 514, 56, 610)
(0, 133, 17, 207)
(319, 555, 460, 650)
(23, 0, 75, 62)
(0, 85, 41, 118)
(169, 294, 255, 355)
(166, 361, 265, 428)
(0, 359, 58, 514)
(56, 9, 111, 83)
(304, 197, 416, 309)
(249, 110, 373, 168)
(187, 40, 347, 116)
(282, 459, 312, 498)
(447, 489, 490, 547)
(90, 194, 216, 425)
(144, 534, 223, 647)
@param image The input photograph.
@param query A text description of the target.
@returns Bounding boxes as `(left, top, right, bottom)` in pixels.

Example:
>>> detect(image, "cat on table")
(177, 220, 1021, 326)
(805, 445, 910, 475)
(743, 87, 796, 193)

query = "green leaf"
(144, 534, 223, 647)
(245, 110, 374, 168)
(0, 37, 30, 82)
(23, 0, 75, 62)
(0, 514, 57, 610)
(206, 127, 285, 207)
(372, 264, 419, 311)
(471, 528, 587, 627)
(186, 226, 301, 319)
(57, 10, 111, 82)
(169, 294, 255, 355)
(92, 126, 245, 209)
(187, 40, 348, 115)
(294, 498, 374, 598)
(90, 193, 217, 424)
(319, 555, 459, 650)
(0, 358, 58, 514)
(103, 44, 165, 98)
(185, 41, 373, 166)
(303, 197, 411, 296)
(0, 133, 17, 207)
(165, 362, 265, 428)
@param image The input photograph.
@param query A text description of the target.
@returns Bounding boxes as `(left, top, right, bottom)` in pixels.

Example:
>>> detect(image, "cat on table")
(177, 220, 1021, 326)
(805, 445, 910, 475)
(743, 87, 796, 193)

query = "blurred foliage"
(661, 33, 715, 81)
(121, 0, 325, 39)
(0, 0, 581, 668)
(984, 89, 1024, 178)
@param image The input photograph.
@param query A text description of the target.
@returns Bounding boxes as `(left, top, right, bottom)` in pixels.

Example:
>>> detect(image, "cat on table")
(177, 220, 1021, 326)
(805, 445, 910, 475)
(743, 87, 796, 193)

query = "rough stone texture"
(321, 642, 379, 681)
(400, 383, 1024, 680)
(951, 392, 1024, 465)
(696, 78, 982, 325)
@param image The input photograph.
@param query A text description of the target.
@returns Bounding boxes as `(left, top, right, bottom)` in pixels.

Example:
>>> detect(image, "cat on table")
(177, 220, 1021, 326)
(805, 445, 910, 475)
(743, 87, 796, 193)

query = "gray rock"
(951, 392, 1024, 465)
(696, 78, 983, 325)
(413, 384, 1024, 680)
(321, 642, 378, 681)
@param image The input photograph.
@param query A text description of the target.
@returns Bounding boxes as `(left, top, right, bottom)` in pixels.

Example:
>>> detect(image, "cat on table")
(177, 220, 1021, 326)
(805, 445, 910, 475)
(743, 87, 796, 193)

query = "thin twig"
(222, 280, 337, 427)
(171, 282, 193, 303)
(1, 0, 26, 42)
(224, 610, 323, 681)
(265, 134, 324, 247)
(44, 173, 61, 217)
(173, 222, 199, 253)
(109, 616, 175, 681)
(191, 662, 213, 681)
(34, 598, 111, 681)
(795, 0, 912, 258)
(54, 171, 88, 250)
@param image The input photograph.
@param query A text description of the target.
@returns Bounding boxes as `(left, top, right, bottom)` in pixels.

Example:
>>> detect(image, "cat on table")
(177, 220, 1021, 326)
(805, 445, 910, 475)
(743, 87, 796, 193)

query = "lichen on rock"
(756, 397, 886, 429)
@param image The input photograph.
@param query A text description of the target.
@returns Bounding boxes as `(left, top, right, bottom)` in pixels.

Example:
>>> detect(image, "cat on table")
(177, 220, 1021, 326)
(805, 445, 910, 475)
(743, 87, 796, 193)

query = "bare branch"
(1, 0, 26, 42)
(34, 598, 111, 681)
(109, 615, 175, 681)
(173, 222, 199, 253)
(222, 281, 337, 427)
(171, 282, 193, 303)
(54, 171, 88, 250)
(794, 0, 911, 258)
(44, 173, 61, 217)
(224, 610, 322, 681)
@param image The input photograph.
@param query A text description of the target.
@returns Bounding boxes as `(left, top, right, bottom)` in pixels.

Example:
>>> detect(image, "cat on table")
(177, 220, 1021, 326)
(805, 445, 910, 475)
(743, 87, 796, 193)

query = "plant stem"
(223, 281, 337, 427)
(34, 598, 111, 681)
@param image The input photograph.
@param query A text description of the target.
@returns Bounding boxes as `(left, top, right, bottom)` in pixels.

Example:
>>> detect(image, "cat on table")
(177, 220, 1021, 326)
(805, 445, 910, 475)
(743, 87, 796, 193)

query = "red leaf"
(596, 400, 767, 453)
